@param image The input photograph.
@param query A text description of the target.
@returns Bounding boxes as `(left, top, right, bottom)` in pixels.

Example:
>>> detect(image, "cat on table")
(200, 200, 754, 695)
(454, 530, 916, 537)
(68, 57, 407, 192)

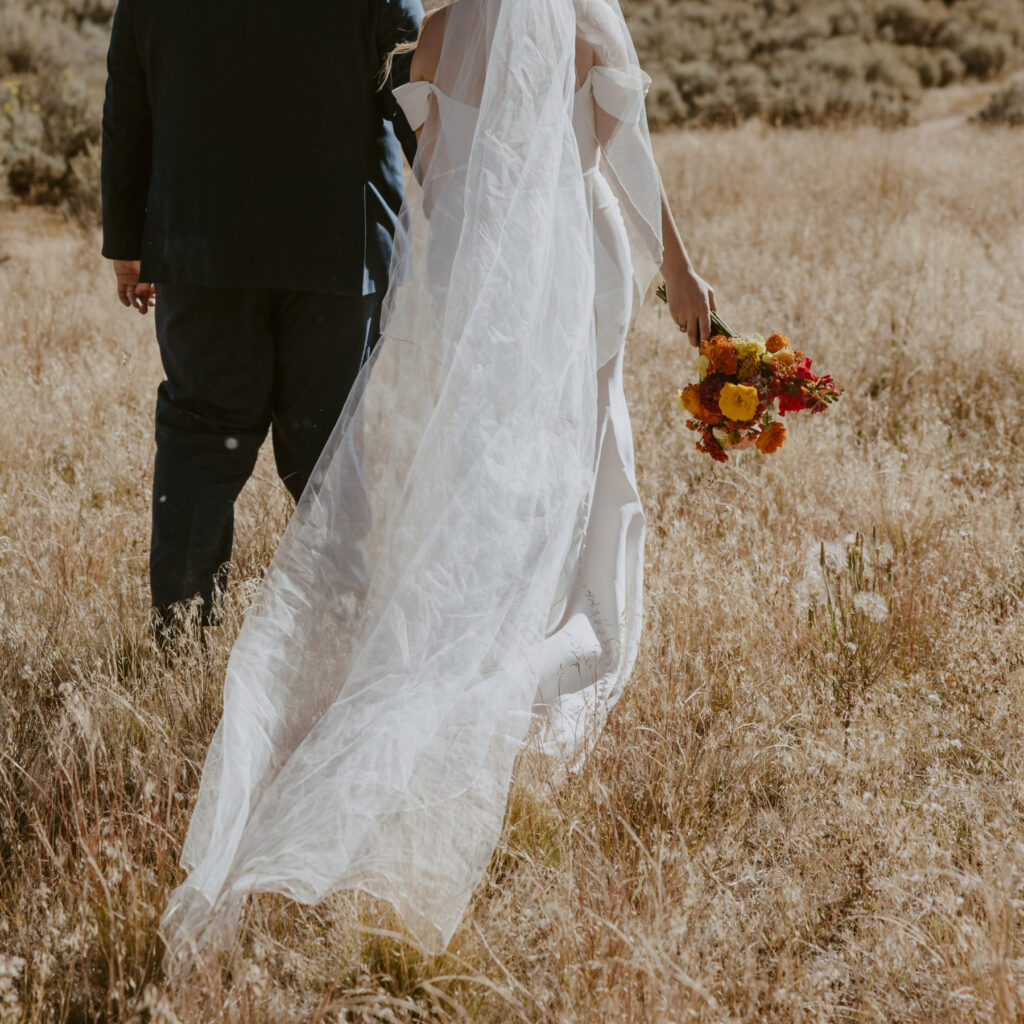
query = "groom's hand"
(112, 259, 156, 315)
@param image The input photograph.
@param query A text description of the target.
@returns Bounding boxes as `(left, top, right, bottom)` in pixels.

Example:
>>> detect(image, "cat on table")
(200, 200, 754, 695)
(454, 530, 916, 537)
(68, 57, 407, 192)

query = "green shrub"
(973, 79, 1024, 124)
(632, 0, 1024, 126)
(957, 29, 1011, 78)
(0, 70, 101, 216)
(2, 0, 1024, 217)
(0, 0, 105, 216)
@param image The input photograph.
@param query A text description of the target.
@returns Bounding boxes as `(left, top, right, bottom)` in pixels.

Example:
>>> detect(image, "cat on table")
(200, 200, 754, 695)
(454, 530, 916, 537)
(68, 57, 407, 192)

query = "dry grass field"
(2, 122, 1024, 1021)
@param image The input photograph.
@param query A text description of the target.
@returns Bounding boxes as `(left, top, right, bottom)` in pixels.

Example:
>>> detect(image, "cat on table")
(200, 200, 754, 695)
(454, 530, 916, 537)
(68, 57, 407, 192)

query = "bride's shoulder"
(574, 0, 629, 68)
(409, 3, 455, 83)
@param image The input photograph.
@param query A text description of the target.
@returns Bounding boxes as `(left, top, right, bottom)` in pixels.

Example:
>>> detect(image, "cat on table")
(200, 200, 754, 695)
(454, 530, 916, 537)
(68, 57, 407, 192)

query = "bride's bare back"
(404, 0, 714, 346)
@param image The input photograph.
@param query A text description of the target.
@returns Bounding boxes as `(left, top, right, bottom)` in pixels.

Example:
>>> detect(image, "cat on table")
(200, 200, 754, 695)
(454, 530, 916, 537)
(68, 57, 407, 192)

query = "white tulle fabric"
(160, 0, 663, 973)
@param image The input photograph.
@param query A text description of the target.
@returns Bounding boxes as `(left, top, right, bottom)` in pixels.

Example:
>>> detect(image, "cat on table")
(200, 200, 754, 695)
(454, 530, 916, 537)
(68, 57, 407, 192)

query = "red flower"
(697, 430, 729, 462)
(778, 390, 809, 415)
(698, 376, 725, 409)
(684, 377, 723, 424)
(793, 356, 817, 382)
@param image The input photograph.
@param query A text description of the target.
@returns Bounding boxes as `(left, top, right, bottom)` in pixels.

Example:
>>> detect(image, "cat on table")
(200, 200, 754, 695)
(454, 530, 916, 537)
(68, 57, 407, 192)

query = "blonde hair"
(380, 0, 459, 85)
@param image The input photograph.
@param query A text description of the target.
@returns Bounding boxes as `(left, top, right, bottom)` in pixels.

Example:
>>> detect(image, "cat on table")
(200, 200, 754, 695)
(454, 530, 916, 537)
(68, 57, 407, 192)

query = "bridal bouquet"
(657, 286, 842, 463)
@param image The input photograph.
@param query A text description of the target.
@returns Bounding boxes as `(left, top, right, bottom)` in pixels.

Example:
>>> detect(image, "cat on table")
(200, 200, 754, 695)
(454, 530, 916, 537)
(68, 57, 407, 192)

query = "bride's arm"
(409, 10, 447, 142)
(581, 16, 715, 348)
(658, 184, 716, 350)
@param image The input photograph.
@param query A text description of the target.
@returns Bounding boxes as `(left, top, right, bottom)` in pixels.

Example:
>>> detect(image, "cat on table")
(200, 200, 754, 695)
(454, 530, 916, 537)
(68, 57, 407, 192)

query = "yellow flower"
(718, 382, 759, 422)
(734, 338, 766, 380)
(696, 354, 710, 381)
(771, 349, 796, 367)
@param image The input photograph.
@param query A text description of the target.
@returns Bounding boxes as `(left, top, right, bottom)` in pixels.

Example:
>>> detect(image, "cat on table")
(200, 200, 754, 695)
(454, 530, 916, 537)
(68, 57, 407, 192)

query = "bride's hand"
(664, 267, 715, 349)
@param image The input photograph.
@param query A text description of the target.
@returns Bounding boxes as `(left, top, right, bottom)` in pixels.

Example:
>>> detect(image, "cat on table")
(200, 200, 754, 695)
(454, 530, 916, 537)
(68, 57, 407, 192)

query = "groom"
(101, 0, 422, 640)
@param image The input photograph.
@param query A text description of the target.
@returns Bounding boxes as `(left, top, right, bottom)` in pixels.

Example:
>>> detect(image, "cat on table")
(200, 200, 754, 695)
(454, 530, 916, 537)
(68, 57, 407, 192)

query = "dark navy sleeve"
(374, 0, 424, 164)
(101, 0, 152, 260)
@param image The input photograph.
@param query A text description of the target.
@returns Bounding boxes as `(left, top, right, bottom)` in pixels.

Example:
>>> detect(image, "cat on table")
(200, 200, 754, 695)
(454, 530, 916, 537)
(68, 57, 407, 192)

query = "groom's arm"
(374, 0, 424, 165)
(101, 0, 152, 264)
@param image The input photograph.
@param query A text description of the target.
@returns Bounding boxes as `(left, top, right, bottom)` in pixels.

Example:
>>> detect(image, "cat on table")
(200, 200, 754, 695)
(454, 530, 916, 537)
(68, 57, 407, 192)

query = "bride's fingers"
(699, 308, 712, 345)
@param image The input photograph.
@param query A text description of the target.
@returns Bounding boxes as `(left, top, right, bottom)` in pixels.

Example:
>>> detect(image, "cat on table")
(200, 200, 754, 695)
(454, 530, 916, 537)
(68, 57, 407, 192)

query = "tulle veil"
(159, 0, 663, 973)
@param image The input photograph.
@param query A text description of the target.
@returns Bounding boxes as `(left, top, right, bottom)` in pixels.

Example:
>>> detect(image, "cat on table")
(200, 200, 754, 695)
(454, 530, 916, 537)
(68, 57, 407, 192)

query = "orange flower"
(678, 384, 701, 416)
(701, 334, 727, 348)
(756, 422, 787, 454)
(699, 336, 738, 376)
(695, 403, 723, 426)
(678, 383, 721, 424)
(766, 333, 791, 354)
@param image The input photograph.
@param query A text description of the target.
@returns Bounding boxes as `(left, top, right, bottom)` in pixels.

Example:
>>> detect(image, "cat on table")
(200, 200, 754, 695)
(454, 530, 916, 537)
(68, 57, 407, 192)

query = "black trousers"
(150, 284, 382, 617)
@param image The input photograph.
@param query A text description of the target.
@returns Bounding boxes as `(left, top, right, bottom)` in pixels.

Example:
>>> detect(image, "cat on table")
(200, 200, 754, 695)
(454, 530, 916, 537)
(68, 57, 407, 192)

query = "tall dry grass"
(2, 123, 1024, 1021)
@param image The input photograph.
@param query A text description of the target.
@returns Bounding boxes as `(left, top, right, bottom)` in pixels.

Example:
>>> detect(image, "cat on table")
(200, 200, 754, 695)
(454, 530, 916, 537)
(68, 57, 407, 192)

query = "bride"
(160, 0, 713, 971)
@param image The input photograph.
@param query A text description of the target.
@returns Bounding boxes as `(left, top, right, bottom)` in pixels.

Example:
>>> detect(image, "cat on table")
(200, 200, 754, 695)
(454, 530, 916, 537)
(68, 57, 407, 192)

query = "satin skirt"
(528, 167, 645, 767)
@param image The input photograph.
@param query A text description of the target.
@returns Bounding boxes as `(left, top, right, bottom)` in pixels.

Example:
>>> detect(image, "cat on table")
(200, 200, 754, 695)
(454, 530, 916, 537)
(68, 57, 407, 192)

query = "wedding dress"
(160, 0, 663, 972)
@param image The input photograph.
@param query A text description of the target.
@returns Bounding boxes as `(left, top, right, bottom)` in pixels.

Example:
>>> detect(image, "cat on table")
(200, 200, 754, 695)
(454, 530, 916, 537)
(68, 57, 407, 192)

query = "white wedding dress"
(392, 57, 651, 762)
(160, 0, 664, 973)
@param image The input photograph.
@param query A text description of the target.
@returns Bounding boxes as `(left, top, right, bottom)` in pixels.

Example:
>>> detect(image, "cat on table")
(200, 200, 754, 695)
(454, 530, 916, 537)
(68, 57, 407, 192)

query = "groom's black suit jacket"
(101, 0, 421, 296)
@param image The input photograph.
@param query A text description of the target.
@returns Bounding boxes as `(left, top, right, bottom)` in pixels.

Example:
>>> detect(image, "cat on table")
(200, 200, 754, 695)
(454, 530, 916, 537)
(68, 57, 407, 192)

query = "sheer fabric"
(160, 0, 663, 974)
(573, 0, 663, 326)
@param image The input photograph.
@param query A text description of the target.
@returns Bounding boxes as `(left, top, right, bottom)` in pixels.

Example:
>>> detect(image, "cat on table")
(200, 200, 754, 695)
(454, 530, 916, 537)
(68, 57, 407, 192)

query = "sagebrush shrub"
(2, 0, 1024, 216)
(974, 79, 1024, 124)
(633, 0, 1024, 126)
(0, 0, 105, 213)
(0, 69, 100, 214)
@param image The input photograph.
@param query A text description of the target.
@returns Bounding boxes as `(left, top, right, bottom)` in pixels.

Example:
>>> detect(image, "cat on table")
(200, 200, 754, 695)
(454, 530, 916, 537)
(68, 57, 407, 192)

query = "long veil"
(160, 0, 662, 972)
